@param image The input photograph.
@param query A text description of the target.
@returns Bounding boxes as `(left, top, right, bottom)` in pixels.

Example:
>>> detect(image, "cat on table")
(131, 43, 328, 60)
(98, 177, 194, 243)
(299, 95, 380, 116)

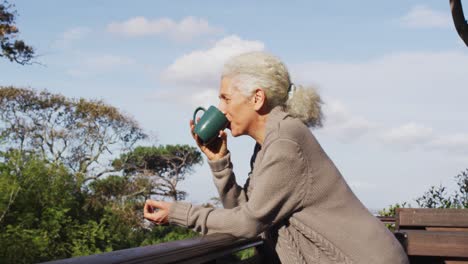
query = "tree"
(113, 145, 203, 201)
(0, 87, 147, 183)
(0, 150, 153, 263)
(0, 88, 205, 263)
(0, 1, 34, 64)
(85, 175, 148, 229)
(415, 168, 468, 208)
(0, 150, 85, 263)
(450, 0, 468, 46)
(0, 148, 202, 263)
(0, 86, 147, 226)
(379, 168, 468, 220)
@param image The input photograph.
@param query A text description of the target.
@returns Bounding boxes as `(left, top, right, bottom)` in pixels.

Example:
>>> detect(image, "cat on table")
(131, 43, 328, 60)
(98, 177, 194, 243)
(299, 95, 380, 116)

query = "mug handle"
(193, 107, 206, 126)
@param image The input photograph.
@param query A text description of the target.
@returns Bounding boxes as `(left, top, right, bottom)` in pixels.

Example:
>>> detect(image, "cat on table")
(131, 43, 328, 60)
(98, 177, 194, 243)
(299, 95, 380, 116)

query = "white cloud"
(84, 55, 134, 71)
(294, 51, 468, 91)
(67, 54, 135, 77)
(152, 88, 219, 108)
(55, 27, 91, 48)
(427, 133, 468, 155)
(315, 98, 467, 156)
(160, 35, 264, 87)
(107, 16, 222, 41)
(292, 50, 468, 156)
(155, 35, 264, 106)
(292, 51, 468, 117)
(380, 123, 434, 149)
(320, 99, 375, 142)
(378, 126, 468, 155)
(157, 45, 468, 157)
(399, 5, 452, 29)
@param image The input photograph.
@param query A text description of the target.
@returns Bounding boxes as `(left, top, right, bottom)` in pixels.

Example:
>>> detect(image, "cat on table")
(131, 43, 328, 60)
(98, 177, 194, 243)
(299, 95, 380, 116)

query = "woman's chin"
(230, 130, 247, 138)
(229, 129, 239, 137)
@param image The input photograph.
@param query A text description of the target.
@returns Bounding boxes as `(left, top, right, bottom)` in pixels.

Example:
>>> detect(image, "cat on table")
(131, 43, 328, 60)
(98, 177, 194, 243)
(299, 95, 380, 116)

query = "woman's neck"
(249, 113, 268, 145)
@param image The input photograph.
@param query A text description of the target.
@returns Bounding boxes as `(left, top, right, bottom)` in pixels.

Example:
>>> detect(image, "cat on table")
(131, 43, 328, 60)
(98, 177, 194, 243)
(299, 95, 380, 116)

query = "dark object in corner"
(450, 0, 468, 46)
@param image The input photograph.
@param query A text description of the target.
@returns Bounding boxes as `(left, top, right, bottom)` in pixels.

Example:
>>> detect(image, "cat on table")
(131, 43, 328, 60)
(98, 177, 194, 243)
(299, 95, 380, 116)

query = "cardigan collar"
(264, 106, 289, 140)
(251, 106, 289, 166)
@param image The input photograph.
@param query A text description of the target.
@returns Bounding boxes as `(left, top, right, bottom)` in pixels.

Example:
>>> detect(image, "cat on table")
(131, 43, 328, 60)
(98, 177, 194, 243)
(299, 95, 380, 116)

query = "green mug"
(193, 105, 229, 145)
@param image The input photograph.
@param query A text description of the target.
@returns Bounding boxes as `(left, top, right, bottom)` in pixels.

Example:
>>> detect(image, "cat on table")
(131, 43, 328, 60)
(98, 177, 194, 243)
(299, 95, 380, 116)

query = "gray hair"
(222, 51, 323, 127)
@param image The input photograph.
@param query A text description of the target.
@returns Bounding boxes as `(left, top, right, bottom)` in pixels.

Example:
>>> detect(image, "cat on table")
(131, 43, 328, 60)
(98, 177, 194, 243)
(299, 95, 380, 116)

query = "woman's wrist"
(208, 150, 228, 161)
(208, 152, 231, 172)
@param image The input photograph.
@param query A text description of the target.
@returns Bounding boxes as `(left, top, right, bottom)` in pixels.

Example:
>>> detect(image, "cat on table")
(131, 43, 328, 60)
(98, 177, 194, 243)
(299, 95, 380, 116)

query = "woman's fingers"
(144, 200, 170, 224)
(144, 202, 153, 214)
(145, 210, 165, 223)
(146, 199, 168, 209)
(219, 130, 227, 139)
(189, 120, 195, 136)
(144, 201, 157, 221)
(153, 210, 169, 224)
(189, 120, 203, 144)
(189, 119, 230, 161)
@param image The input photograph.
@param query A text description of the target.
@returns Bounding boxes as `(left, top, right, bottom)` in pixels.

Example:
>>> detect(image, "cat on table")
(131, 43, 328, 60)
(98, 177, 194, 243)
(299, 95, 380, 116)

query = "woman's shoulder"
(265, 115, 312, 147)
(279, 116, 311, 140)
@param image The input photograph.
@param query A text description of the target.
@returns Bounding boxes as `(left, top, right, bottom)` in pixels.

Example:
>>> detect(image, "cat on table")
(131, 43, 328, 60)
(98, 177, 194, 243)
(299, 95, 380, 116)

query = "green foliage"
(113, 145, 203, 201)
(0, 151, 201, 263)
(415, 168, 468, 209)
(140, 226, 199, 246)
(378, 202, 410, 218)
(378, 202, 410, 231)
(115, 145, 203, 176)
(0, 151, 81, 263)
(379, 169, 468, 232)
(0, 1, 34, 64)
(0, 88, 204, 263)
(453, 169, 468, 208)
(415, 185, 454, 208)
(234, 248, 256, 260)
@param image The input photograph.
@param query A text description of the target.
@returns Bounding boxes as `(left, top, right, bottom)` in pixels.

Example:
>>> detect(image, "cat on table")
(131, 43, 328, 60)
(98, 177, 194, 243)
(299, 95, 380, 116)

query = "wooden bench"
(395, 208, 468, 264)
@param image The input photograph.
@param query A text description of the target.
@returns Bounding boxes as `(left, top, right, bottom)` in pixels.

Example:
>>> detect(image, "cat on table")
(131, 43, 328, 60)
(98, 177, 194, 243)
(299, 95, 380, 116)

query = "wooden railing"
(42, 233, 264, 264)
(376, 216, 396, 224)
(43, 211, 468, 264)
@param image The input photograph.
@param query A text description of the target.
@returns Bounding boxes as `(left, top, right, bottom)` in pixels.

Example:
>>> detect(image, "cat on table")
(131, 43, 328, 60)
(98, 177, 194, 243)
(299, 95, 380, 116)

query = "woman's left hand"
(144, 200, 171, 225)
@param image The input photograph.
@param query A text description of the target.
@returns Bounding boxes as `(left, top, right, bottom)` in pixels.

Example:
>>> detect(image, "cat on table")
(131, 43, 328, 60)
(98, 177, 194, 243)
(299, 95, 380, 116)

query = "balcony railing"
(43, 212, 468, 264)
(42, 233, 264, 264)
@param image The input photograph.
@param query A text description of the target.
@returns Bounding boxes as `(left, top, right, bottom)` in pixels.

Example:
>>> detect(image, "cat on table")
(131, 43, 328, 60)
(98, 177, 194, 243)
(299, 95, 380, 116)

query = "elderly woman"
(144, 52, 409, 264)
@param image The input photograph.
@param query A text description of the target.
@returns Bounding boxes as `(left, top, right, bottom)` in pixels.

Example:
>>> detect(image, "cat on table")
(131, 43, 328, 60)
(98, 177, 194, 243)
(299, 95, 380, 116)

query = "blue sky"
(1, 0, 467, 210)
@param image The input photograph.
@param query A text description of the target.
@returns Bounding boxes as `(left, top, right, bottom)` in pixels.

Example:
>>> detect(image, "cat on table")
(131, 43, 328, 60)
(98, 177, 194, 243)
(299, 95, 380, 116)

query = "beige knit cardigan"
(169, 107, 409, 264)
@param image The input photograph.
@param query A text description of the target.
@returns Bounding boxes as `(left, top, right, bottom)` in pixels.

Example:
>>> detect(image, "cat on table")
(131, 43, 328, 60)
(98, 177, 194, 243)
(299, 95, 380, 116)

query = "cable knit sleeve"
(168, 139, 307, 238)
(207, 152, 248, 209)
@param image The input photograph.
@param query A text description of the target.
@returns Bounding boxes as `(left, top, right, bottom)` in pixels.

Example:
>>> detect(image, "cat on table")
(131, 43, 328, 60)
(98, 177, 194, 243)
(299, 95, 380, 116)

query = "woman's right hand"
(190, 119, 228, 161)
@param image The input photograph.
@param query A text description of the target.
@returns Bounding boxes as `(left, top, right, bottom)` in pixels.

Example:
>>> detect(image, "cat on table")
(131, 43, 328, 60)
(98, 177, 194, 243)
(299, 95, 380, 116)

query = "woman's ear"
(253, 88, 266, 111)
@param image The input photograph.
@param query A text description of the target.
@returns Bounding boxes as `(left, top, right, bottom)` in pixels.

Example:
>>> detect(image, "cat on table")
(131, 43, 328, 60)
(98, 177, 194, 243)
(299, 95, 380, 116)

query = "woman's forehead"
(219, 77, 239, 96)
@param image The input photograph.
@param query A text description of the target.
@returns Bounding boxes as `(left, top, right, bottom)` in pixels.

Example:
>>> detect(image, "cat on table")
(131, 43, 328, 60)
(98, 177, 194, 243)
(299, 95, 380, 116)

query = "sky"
(1, 0, 467, 211)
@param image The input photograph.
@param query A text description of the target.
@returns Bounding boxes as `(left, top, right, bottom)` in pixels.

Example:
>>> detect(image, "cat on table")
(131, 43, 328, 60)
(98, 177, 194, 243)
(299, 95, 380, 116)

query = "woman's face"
(218, 77, 256, 137)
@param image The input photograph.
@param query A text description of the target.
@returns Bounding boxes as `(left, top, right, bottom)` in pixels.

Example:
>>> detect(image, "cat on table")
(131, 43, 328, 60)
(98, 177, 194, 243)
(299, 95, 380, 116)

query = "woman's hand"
(190, 119, 228, 161)
(144, 200, 171, 225)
